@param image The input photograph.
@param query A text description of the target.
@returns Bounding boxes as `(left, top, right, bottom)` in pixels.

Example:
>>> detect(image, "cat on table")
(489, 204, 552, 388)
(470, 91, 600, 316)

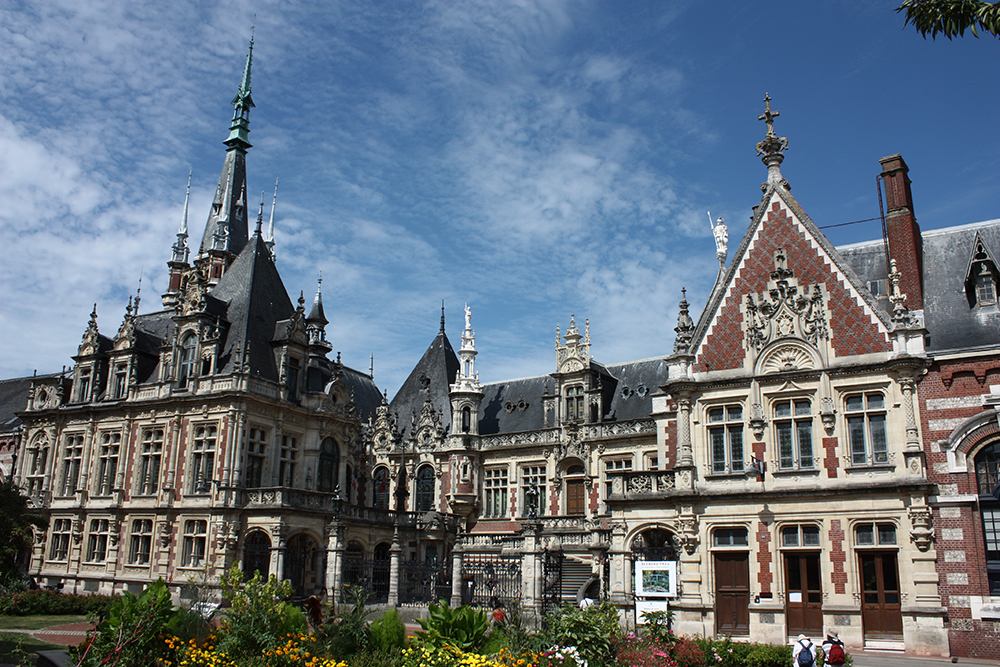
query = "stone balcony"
(605, 469, 677, 499)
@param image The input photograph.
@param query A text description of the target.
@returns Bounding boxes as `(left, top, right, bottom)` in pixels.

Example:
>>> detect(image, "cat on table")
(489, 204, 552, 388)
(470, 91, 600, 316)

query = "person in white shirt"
(792, 634, 817, 665)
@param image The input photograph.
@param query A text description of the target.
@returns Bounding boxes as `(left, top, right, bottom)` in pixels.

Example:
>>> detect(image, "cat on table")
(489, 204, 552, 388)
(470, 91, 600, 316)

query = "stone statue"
(464, 303, 472, 330)
(709, 213, 728, 262)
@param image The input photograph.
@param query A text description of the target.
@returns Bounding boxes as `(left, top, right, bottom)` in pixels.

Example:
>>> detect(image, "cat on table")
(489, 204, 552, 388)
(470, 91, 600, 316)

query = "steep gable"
(692, 188, 892, 374)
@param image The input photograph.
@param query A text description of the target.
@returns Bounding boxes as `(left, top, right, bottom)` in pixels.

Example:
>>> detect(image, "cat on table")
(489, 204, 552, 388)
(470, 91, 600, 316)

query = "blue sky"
(1, 1, 998, 397)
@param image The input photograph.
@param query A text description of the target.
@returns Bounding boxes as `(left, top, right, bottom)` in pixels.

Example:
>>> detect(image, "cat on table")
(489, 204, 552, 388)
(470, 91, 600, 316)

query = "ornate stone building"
(9, 46, 1000, 660)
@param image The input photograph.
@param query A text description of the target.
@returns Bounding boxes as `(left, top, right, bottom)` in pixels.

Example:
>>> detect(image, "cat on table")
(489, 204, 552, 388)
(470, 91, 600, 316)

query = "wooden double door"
(859, 552, 903, 638)
(785, 553, 823, 635)
(715, 552, 750, 634)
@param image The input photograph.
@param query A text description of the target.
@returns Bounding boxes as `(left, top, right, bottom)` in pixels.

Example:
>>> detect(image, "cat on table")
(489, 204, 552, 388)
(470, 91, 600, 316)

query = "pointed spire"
(307, 274, 328, 325)
(225, 30, 255, 151)
(440, 300, 446, 334)
(172, 170, 192, 263)
(755, 93, 789, 189)
(265, 177, 278, 256)
(255, 191, 264, 235)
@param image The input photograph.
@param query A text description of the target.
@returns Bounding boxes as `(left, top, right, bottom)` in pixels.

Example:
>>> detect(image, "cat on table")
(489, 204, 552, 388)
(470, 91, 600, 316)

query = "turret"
(163, 170, 192, 308)
(449, 304, 483, 435)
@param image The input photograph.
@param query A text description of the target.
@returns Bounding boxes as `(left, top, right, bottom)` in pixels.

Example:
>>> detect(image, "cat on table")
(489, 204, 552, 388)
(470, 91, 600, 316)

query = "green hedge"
(0, 590, 116, 616)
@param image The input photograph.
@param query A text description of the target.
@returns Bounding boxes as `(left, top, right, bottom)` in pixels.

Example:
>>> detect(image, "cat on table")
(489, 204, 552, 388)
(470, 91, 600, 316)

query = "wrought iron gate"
(341, 558, 390, 604)
(400, 560, 452, 604)
(542, 548, 564, 618)
(460, 554, 522, 607)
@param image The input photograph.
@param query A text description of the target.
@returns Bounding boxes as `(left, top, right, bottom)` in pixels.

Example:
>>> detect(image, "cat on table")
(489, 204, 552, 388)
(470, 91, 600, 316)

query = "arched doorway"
(284, 533, 318, 598)
(373, 466, 390, 509)
(243, 530, 271, 578)
(631, 527, 679, 561)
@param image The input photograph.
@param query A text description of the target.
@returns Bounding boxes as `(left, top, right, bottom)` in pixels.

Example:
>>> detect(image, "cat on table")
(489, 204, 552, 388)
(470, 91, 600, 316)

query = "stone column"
(450, 538, 464, 608)
(899, 374, 920, 451)
(387, 533, 402, 607)
(675, 394, 693, 467)
(271, 524, 286, 582)
(521, 520, 542, 616)
(325, 520, 342, 606)
(608, 521, 628, 607)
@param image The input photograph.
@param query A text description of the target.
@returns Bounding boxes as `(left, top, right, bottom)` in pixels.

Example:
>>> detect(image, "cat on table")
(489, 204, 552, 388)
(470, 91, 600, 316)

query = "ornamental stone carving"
(909, 506, 934, 551)
(745, 249, 829, 353)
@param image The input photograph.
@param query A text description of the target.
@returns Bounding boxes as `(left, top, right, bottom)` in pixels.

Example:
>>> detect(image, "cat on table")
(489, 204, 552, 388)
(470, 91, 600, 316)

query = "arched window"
(976, 440, 1000, 594)
(243, 531, 271, 578)
(415, 465, 435, 512)
(462, 406, 471, 433)
(373, 467, 390, 509)
(318, 437, 340, 493)
(178, 333, 197, 389)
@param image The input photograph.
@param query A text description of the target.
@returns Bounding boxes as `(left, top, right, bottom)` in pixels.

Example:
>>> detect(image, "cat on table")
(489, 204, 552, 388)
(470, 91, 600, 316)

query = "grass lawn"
(0, 632, 68, 663)
(0, 615, 88, 631)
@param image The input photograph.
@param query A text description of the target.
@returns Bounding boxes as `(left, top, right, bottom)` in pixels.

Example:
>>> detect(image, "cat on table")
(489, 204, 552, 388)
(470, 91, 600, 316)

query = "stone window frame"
(565, 385, 585, 422)
(772, 398, 815, 471)
(372, 465, 391, 510)
(86, 518, 111, 564)
(278, 434, 299, 487)
(778, 523, 822, 549)
(128, 518, 154, 565)
(844, 392, 888, 467)
(180, 519, 208, 568)
(136, 427, 164, 496)
(59, 433, 85, 497)
(189, 423, 218, 494)
(177, 332, 198, 390)
(712, 525, 751, 548)
(483, 466, 508, 519)
(95, 430, 121, 496)
(602, 456, 633, 501)
(706, 403, 746, 475)
(48, 518, 72, 562)
(26, 434, 49, 497)
(244, 425, 269, 488)
(852, 520, 898, 549)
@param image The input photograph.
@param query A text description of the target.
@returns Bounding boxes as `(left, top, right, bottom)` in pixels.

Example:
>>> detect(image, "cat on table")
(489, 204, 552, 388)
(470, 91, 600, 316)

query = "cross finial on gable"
(759, 93, 779, 137)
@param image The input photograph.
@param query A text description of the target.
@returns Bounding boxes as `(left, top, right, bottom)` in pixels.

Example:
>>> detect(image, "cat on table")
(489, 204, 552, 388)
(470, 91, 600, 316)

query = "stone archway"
(243, 530, 271, 578)
(284, 533, 319, 597)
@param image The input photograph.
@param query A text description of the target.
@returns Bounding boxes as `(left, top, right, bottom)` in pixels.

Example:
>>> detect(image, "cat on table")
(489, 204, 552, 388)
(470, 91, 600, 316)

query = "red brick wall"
(696, 201, 890, 373)
(829, 519, 846, 594)
(756, 520, 772, 595)
(919, 354, 1000, 659)
(822, 436, 839, 479)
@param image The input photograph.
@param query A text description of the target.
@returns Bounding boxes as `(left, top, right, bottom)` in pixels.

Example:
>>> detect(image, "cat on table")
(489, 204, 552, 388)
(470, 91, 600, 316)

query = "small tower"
(449, 304, 483, 435)
(163, 170, 193, 308)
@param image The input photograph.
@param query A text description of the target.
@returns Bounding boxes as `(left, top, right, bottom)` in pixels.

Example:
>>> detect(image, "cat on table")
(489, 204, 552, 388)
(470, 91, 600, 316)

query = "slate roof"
(389, 329, 461, 439)
(838, 218, 1000, 352)
(198, 149, 250, 257)
(340, 366, 384, 421)
(0, 376, 34, 435)
(210, 234, 295, 380)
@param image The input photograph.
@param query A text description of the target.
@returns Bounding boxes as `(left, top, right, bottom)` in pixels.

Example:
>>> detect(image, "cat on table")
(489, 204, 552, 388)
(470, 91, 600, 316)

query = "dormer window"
(76, 367, 92, 403)
(113, 363, 128, 399)
(286, 357, 301, 400)
(965, 239, 999, 309)
(178, 333, 197, 389)
(566, 386, 584, 422)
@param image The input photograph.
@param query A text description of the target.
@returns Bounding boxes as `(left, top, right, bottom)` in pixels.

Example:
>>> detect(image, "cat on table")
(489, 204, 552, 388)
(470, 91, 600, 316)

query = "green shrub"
(414, 600, 491, 652)
(316, 585, 372, 658)
(72, 578, 178, 667)
(213, 563, 307, 660)
(542, 601, 622, 667)
(370, 607, 407, 652)
(639, 609, 675, 645)
(350, 647, 406, 667)
(744, 641, 793, 667)
(0, 590, 115, 616)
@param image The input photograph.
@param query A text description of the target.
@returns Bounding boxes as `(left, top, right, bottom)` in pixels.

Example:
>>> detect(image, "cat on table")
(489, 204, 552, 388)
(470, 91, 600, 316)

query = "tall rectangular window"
(49, 519, 72, 561)
(28, 445, 49, 496)
(113, 363, 128, 399)
(61, 435, 84, 496)
(245, 427, 268, 488)
(181, 520, 207, 567)
(521, 465, 546, 517)
(286, 358, 300, 400)
(279, 435, 298, 486)
(190, 425, 217, 493)
(566, 386, 584, 422)
(129, 519, 153, 565)
(484, 468, 508, 518)
(76, 368, 91, 403)
(96, 432, 120, 496)
(846, 393, 887, 466)
(775, 400, 814, 469)
(87, 519, 111, 563)
(709, 405, 745, 473)
(138, 428, 163, 495)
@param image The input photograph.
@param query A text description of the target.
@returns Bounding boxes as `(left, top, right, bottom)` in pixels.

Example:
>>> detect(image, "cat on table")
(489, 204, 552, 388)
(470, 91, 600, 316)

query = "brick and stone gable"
(695, 196, 891, 372)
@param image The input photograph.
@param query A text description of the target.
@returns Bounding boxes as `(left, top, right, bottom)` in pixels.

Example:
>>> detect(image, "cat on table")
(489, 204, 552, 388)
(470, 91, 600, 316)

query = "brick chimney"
(879, 154, 924, 310)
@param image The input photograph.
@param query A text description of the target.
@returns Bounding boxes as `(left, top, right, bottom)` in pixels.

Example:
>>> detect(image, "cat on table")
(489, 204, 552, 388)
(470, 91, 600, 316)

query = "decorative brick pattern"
(822, 437, 839, 478)
(756, 520, 772, 595)
(829, 519, 846, 594)
(696, 201, 890, 372)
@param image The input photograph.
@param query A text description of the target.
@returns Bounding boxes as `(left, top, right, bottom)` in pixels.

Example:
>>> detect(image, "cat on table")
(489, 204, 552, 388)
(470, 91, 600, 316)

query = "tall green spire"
(225, 32, 255, 151)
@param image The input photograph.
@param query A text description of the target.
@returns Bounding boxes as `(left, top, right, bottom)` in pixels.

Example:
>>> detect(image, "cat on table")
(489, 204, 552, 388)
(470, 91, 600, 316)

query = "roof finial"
(440, 300, 446, 334)
(755, 93, 789, 189)
(135, 270, 142, 314)
(370, 353, 375, 379)
(674, 287, 695, 354)
(255, 191, 265, 235)
(180, 168, 192, 235)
